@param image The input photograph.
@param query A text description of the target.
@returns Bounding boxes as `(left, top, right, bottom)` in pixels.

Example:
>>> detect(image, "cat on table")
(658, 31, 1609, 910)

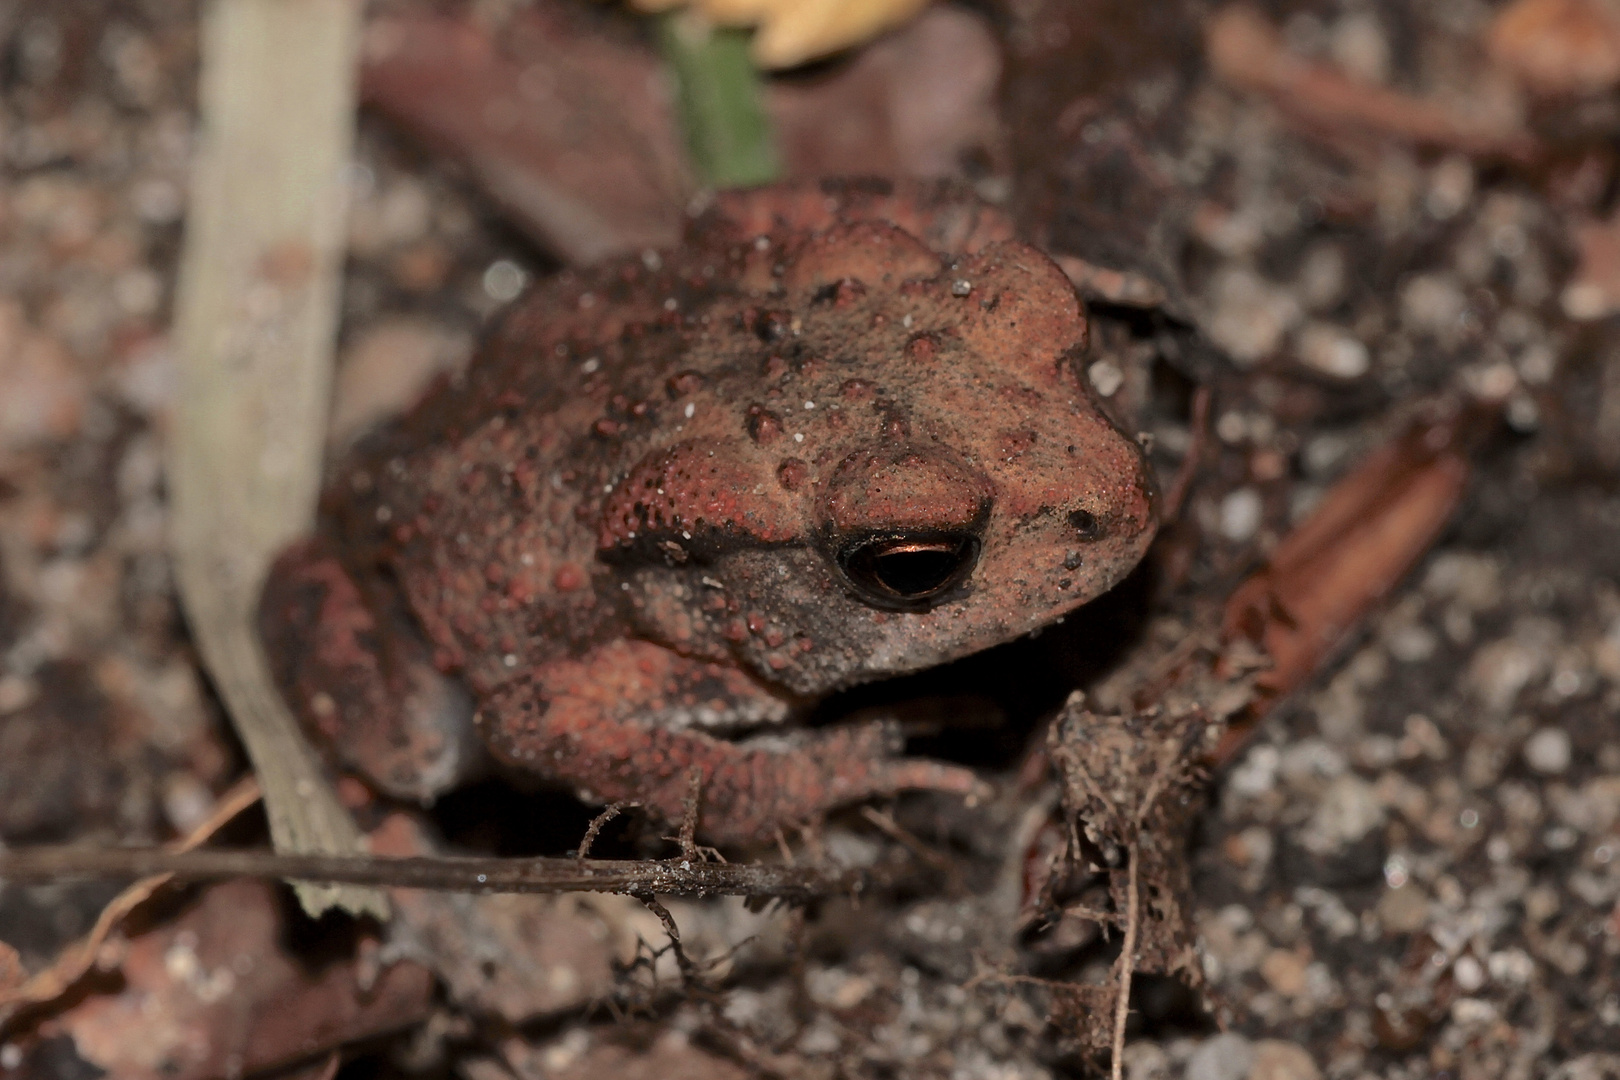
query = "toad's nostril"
(837, 533, 979, 611)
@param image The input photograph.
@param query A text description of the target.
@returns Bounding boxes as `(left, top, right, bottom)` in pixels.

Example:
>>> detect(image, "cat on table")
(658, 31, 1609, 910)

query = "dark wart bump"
(746, 405, 783, 444)
(776, 459, 808, 491)
(666, 370, 705, 397)
(751, 309, 792, 342)
(1068, 509, 1103, 541)
(903, 333, 939, 364)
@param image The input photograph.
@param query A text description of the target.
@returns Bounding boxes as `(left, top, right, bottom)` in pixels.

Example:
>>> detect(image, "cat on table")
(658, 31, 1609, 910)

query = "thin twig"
(1111, 849, 1140, 1080)
(858, 806, 957, 876)
(1060, 903, 1119, 927)
(678, 767, 703, 859)
(577, 802, 633, 861)
(1111, 763, 1175, 1080)
(0, 847, 881, 903)
(1161, 384, 1211, 522)
(637, 895, 697, 988)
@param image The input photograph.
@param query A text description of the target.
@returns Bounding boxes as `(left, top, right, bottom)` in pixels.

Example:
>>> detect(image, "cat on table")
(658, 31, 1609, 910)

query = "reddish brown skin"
(260, 180, 1158, 844)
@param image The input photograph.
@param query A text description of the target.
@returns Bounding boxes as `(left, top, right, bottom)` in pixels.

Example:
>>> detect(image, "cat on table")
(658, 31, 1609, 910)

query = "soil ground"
(1, 1, 1618, 1077)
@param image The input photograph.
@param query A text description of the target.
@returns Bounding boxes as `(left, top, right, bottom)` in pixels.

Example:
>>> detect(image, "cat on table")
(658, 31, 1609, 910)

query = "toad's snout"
(816, 443, 993, 611)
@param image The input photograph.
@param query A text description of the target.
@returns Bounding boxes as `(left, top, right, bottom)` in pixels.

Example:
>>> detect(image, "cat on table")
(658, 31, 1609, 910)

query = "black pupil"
(870, 546, 961, 597)
(840, 534, 978, 609)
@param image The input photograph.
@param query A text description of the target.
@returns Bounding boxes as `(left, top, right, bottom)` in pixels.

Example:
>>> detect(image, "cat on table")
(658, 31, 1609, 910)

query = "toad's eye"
(1068, 508, 1104, 541)
(836, 532, 980, 611)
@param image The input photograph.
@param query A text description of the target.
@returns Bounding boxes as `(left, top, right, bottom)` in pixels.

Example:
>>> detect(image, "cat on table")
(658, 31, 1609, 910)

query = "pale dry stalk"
(169, 0, 385, 918)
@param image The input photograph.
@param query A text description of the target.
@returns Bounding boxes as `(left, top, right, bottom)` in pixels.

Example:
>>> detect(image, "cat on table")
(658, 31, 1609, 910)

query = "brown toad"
(259, 180, 1158, 844)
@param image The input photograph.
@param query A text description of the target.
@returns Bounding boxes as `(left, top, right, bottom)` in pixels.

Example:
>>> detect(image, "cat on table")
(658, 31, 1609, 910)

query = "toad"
(259, 180, 1158, 845)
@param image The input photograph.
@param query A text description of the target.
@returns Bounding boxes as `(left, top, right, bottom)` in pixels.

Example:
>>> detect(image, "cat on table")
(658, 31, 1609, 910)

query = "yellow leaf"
(633, 0, 932, 69)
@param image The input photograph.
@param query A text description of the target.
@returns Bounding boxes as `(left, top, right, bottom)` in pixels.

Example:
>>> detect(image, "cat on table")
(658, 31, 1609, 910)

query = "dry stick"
(576, 803, 633, 861)
(1111, 850, 1141, 1080)
(858, 806, 957, 876)
(1110, 765, 1175, 1080)
(678, 767, 704, 859)
(168, 0, 381, 919)
(1160, 384, 1212, 522)
(637, 895, 698, 988)
(0, 847, 880, 904)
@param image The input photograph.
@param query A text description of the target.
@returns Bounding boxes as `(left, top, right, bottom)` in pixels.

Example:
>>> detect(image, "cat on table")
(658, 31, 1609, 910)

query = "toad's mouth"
(834, 531, 980, 612)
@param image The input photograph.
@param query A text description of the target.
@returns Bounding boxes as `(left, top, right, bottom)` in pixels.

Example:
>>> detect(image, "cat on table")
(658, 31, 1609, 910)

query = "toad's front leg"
(482, 639, 983, 846)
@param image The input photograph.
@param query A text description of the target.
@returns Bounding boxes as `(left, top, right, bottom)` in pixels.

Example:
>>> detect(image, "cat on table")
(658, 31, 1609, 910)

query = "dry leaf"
(636, 0, 933, 69)
(56, 879, 432, 1080)
(1487, 0, 1620, 97)
(361, 7, 692, 265)
(1048, 700, 1208, 989)
(0, 778, 261, 1032)
(1562, 212, 1620, 320)
(1207, 5, 1536, 162)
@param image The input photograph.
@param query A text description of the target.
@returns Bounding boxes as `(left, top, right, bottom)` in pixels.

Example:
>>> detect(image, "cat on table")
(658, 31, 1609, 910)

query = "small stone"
(1298, 243, 1346, 311)
(1224, 826, 1276, 872)
(1386, 624, 1438, 663)
(1302, 775, 1384, 855)
(1249, 1040, 1321, 1080)
(1422, 552, 1502, 611)
(1279, 739, 1348, 791)
(348, 176, 434, 255)
(1399, 273, 1468, 342)
(1558, 776, 1620, 833)
(1219, 487, 1264, 542)
(1088, 359, 1124, 397)
(0, 675, 38, 715)
(1260, 949, 1310, 996)
(1488, 947, 1536, 986)
(1376, 884, 1430, 934)
(1295, 323, 1370, 379)
(1186, 1033, 1255, 1080)
(0, 301, 86, 451)
(1524, 726, 1572, 774)
(483, 258, 528, 302)
(1487, 0, 1620, 97)
(1452, 954, 1486, 992)
(1206, 268, 1300, 365)
(1467, 635, 1549, 713)
(1329, 10, 1391, 83)
(1427, 156, 1475, 220)
(1451, 997, 1499, 1025)
(1122, 1041, 1172, 1080)
(1229, 744, 1280, 797)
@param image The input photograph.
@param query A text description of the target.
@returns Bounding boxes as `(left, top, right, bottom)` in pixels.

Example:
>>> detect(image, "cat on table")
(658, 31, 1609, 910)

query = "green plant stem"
(659, 10, 780, 188)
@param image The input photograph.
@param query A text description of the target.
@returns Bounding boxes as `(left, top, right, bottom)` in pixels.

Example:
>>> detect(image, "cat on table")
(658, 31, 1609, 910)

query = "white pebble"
(1206, 268, 1300, 365)
(1184, 1033, 1254, 1080)
(1400, 273, 1466, 338)
(1249, 1040, 1321, 1080)
(1295, 322, 1370, 379)
(1219, 487, 1263, 542)
(1524, 727, 1571, 775)
(1302, 775, 1385, 854)
(1088, 360, 1124, 397)
(482, 259, 528, 302)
